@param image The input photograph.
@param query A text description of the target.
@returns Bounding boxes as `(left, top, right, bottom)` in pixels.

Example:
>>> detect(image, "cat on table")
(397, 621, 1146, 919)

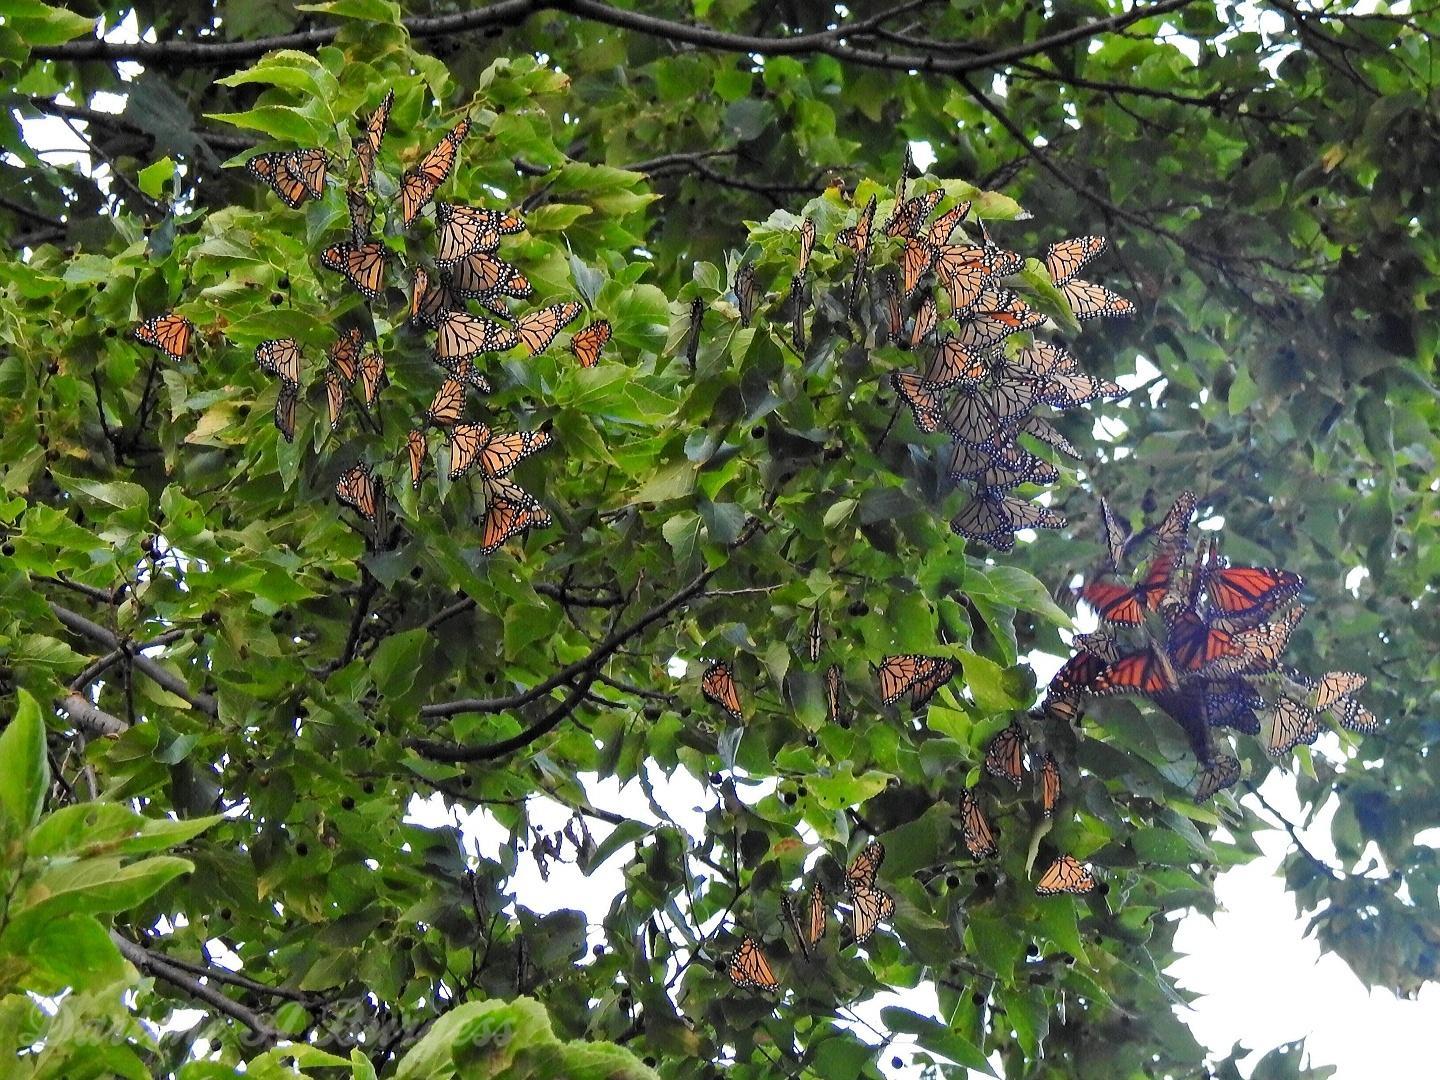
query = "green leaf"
(879, 1006, 994, 1074)
(370, 629, 427, 698)
(137, 157, 175, 199)
(0, 689, 48, 839)
(1, 1, 96, 46)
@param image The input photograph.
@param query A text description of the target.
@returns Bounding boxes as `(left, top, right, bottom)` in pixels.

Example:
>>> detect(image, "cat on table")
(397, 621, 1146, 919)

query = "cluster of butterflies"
(135, 90, 615, 558)
(1039, 490, 1377, 801)
(727, 151, 1133, 551)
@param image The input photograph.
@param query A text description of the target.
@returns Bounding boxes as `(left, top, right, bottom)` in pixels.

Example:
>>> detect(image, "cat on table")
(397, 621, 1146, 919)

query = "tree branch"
(33, 0, 1199, 82)
(113, 933, 278, 1047)
(49, 603, 217, 717)
(56, 693, 129, 737)
(408, 671, 600, 762)
(418, 567, 715, 719)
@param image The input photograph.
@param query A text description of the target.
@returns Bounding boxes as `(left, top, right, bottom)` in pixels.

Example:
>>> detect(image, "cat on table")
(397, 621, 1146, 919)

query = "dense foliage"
(1, 2, 1436, 1078)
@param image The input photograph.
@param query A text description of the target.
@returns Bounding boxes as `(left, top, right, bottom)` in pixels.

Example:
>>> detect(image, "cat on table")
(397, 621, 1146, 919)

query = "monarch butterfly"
(247, 150, 326, 208)
(133, 313, 194, 360)
(1044, 236, 1108, 285)
(320, 240, 387, 300)
(849, 884, 894, 944)
(789, 275, 806, 353)
(1194, 753, 1241, 802)
(324, 368, 347, 425)
(1040, 694, 1084, 725)
(410, 268, 460, 327)
(934, 244, 1024, 315)
(1195, 679, 1263, 734)
(425, 378, 466, 428)
(943, 386, 1006, 448)
(836, 194, 876, 312)
(909, 657, 958, 710)
(727, 934, 779, 991)
(346, 185, 373, 244)
(570, 320, 612, 368)
(1202, 604, 1305, 676)
(953, 288, 1044, 351)
(983, 366, 1042, 422)
(735, 265, 760, 327)
(984, 723, 1026, 787)
(928, 201, 971, 244)
(926, 337, 988, 388)
(255, 338, 300, 387)
(399, 118, 470, 227)
(884, 275, 906, 340)
(478, 474, 551, 554)
(884, 189, 942, 240)
(434, 357, 493, 395)
(796, 218, 816, 276)
(900, 237, 938, 296)
(335, 464, 380, 524)
(1035, 369, 1123, 410)
(891, 372, 945, 434)
(845, 839, 886, 893)
(970, 446, 1060, 491)
(451, 254, 532, 305)
(1302, 670, 1365, 712)
(448, 423, 552, 480)
(1071, 631, 1123, 662)
(950, 491, 1065, 551)
(844, 841, 892, 943)
(1040, 754, 1061, 817)
(1060, 277, 1135, 321)
(1080, 578, 1152, 626)
(358, 352, 385, 406)
(1091, 647, 1180, 697)
(274, 383, 297, 443)
(1267, 696, 1321, 756)
(1201, 565, 1304, 624)
(876, 655, 938, 706)
(1011, 341, 1079, 379)
(328, 328, 364, 384)
(1165, 609, 1243, 673)
(807, 607, 823, 664)
(355, 89, 393, 190)
(1014, 414, 1081, 459)
(434, 310, 520, 362)
(684, 295, 705, 369)
(434, 203, 525, 265)
(406, 428, 426, 489)
(1333, 697, 1378, 734)
(701, 660, 743, 720)
(783, 880, 826, 957)
(959, 789, 998, 859)
(825, 663, 845, 725)
(908, 294, 938, 349)
(516, 302, 583, 355)
(1148, 490, 1197, 552)
(1048, 648, 1109, 700)
(1099, 496, 1133, 570)
(1035, 854, 1095, 896)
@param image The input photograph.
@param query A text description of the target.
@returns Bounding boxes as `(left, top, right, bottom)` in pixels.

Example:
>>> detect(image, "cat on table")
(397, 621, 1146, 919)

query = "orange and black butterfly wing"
(1090, 647, 1178, 697)
(849, 885, 893, 944)
(876, 655, 931, 706)
(133, 313, 194, 360)
(247, 152, 309, 208)
(355, 89, 393, 189)
(1040, 754, 1061, 817)
(516, 302, 583, 355)
(844, 194, 877, 313)
(435, 312, 521, 362)
(805, 880, 826, 946)
(701, 660, 743, 719)
(327, 328, 364, 384)
(255, 338, 301, 386)
(1194, 754, 1241, 802)
(1035, 854, 1095, 896)
(320, 241, 387, 300)
(908, 656, 957, 710)
(890, 372, 944, 435)
(478, 428, 552, 479)
(1060, 277, 1135, 320)
(1044, 235, 1107, 285)
(1203, 566, 1303, 622)
(446, 422, 491, 479)
(324, 369, 346, 425)
(273, 383, 297, 443)
(735, 265, 759, 327)
(984, 724, 1026, 788)
(358, 352, 385, 405)
(406, 428, 426, 489)
(1266, 696, 1321, 756)
(728, 935, 779, 991)
(960, 791, 998, 859)
(1079, 580, 1145, 626)
(425, 378, 466, 427)
(569, 320, 612, 368)
(477, 474, 549, 554)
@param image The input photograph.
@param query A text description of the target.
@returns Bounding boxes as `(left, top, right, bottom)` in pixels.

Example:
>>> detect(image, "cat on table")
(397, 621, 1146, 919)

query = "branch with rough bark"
(33, 0, 1198, 80)
(113, 933, 278, 1047)
(49, 603, 218, 716)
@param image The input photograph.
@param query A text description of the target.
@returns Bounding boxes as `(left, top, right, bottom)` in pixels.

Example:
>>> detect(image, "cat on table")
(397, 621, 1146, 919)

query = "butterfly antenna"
(873, 402, 901, 452)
